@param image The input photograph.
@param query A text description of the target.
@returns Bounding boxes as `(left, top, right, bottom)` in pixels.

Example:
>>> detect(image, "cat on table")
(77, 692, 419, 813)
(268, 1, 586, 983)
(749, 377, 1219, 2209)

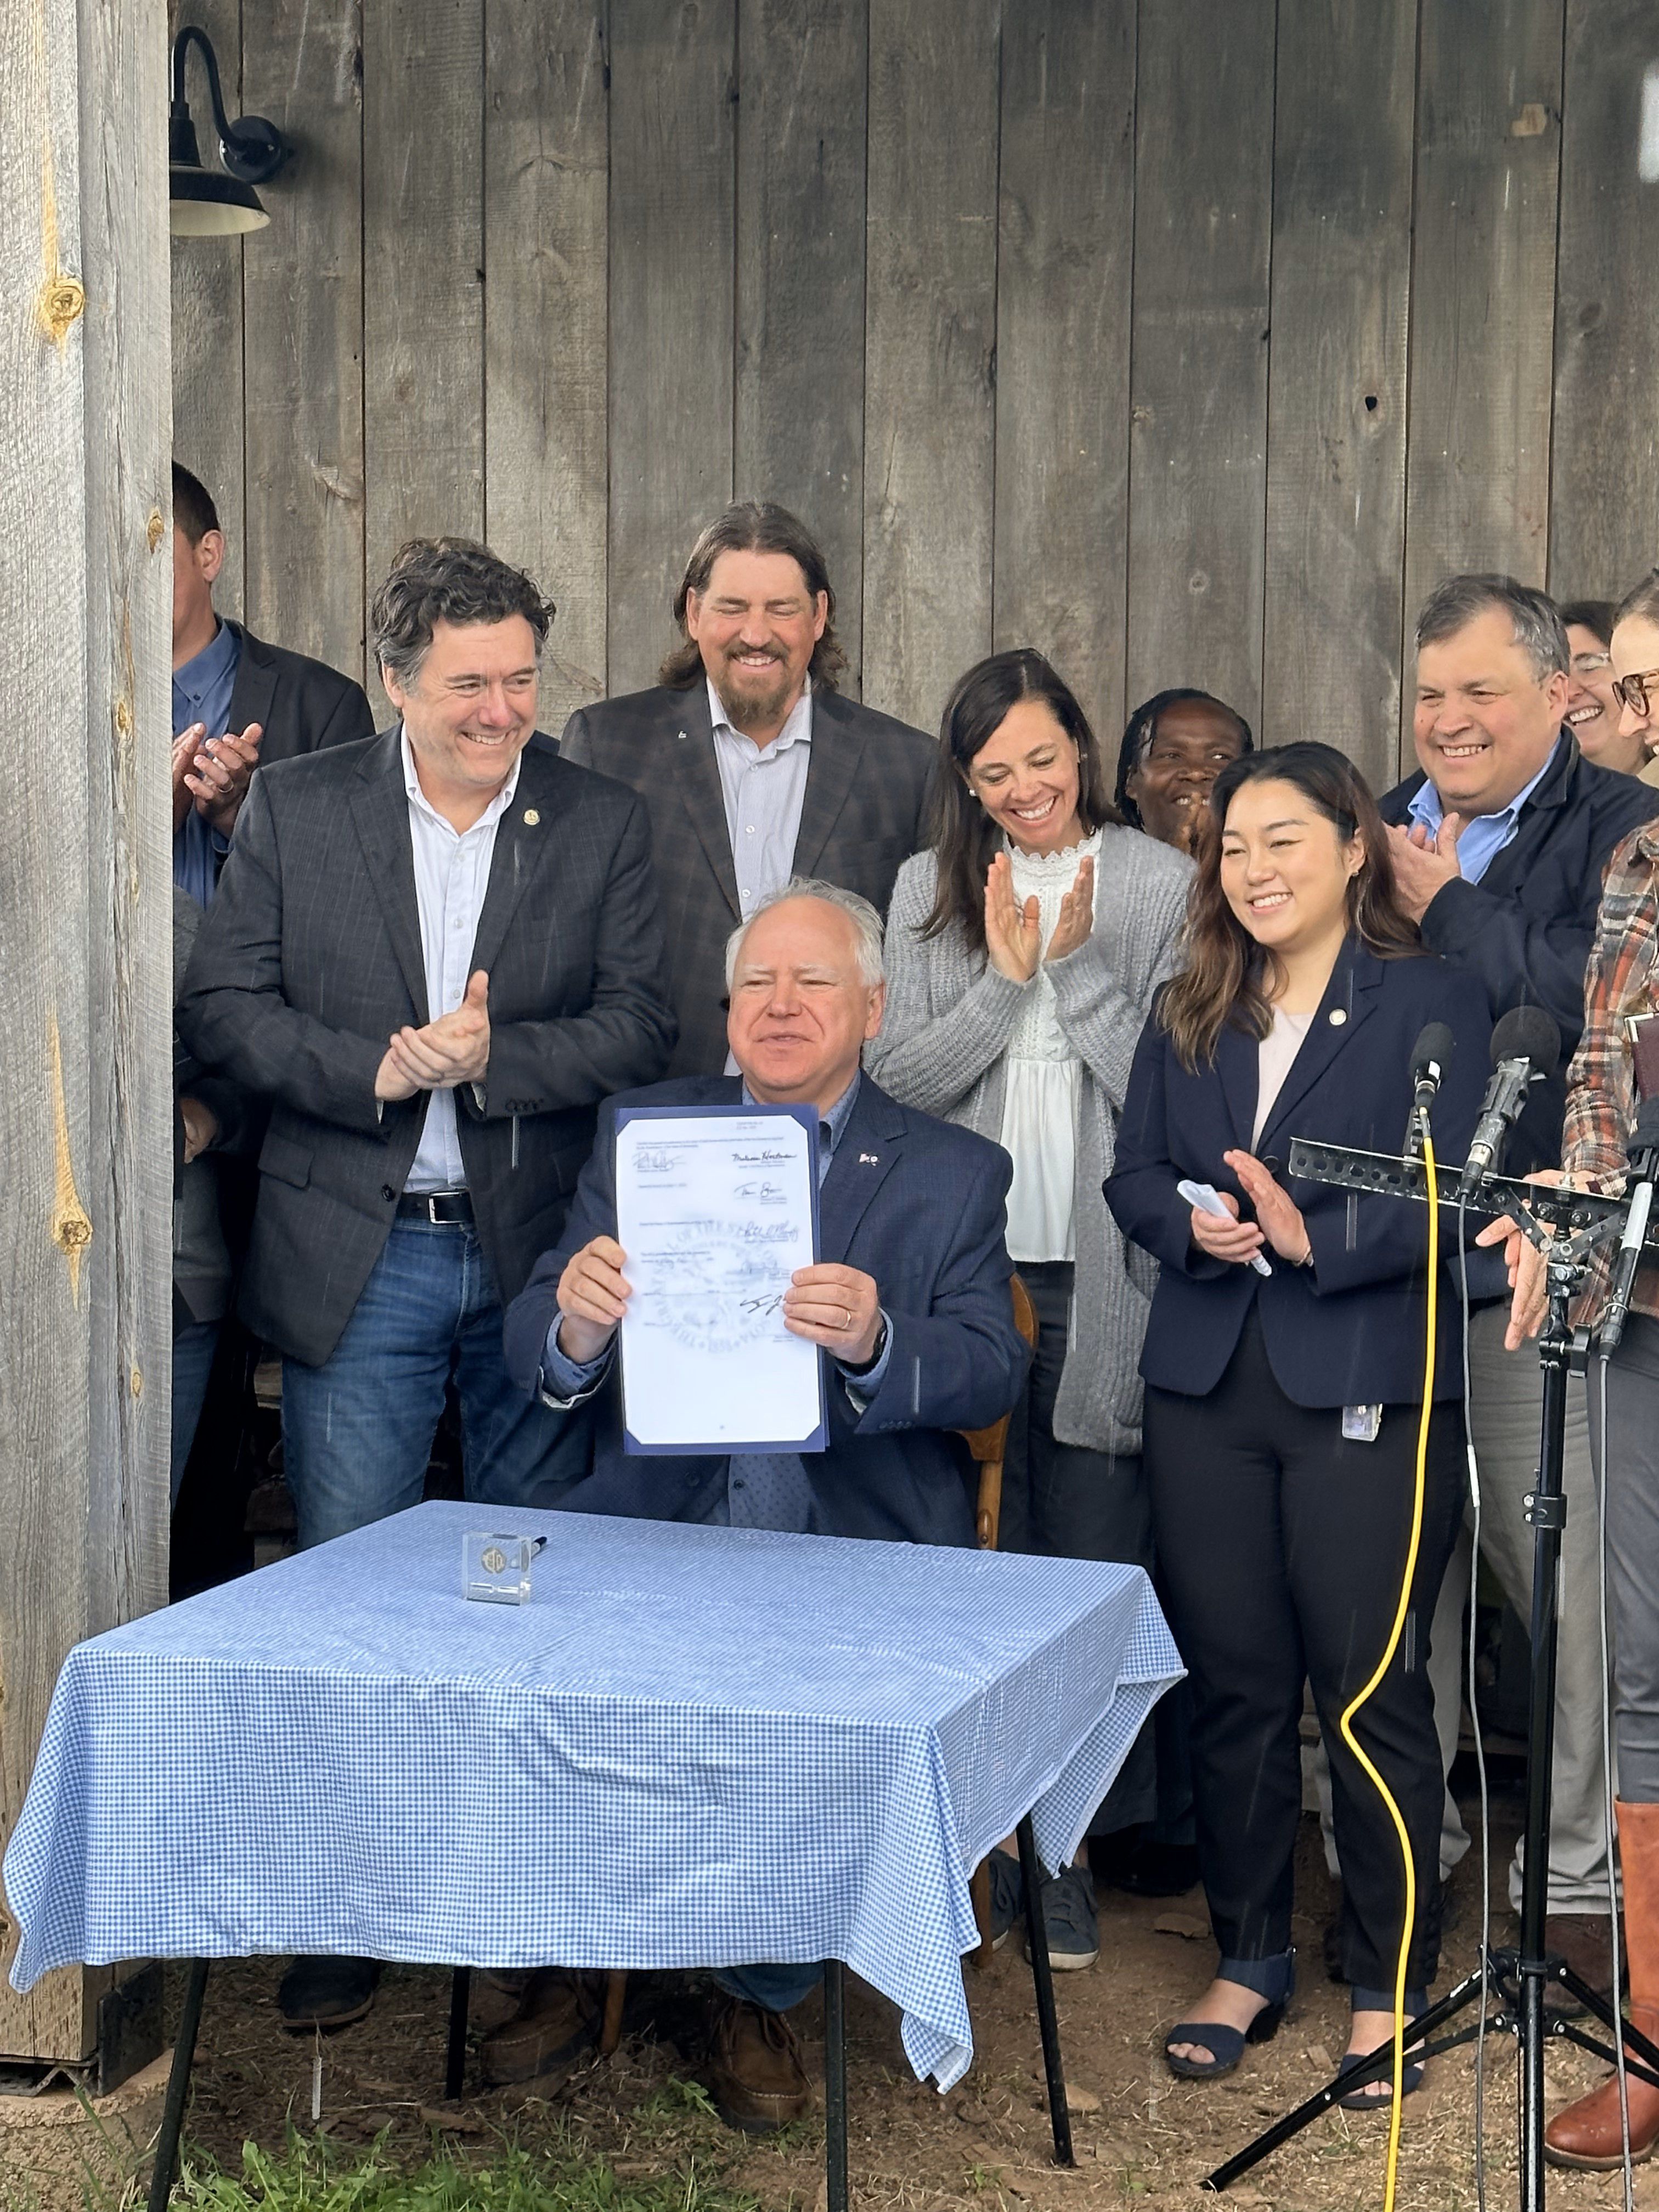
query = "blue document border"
(614, 1103, 828, 1457)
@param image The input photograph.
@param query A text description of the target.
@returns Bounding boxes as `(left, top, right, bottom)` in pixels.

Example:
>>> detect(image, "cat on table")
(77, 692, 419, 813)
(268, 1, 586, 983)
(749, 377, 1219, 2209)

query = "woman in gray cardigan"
(867, 649, 1193, 1964)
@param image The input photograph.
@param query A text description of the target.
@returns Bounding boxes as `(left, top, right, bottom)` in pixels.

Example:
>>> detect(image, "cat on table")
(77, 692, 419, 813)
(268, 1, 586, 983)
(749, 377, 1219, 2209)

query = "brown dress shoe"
(1545, 1999, 1659, 2168)
(479, 1968, 600, 2089)
(704, 1994, 812, 2133)
(1548, 1802, 1659, 2169)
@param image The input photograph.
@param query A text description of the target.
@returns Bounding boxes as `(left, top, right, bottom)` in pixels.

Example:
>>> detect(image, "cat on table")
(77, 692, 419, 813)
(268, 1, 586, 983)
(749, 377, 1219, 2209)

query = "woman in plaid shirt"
(1495, 572, 1659, 2170)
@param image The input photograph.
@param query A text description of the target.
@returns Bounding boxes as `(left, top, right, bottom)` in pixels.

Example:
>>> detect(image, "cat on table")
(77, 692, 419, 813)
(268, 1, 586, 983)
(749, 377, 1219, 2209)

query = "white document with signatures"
(613, 1104, 827, 1454)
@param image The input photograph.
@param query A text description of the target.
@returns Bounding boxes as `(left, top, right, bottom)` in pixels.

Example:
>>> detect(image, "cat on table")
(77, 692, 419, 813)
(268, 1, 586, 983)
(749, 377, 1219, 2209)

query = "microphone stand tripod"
(1204, 1147, 1659, 2209)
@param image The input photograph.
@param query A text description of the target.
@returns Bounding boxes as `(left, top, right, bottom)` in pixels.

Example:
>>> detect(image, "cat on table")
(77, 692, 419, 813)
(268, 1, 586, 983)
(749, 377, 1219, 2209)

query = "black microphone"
(1601, 1097, 1659, 1354)
(1405, 1023, 1455, 1156)
(1457, 1005, 1562, 1203)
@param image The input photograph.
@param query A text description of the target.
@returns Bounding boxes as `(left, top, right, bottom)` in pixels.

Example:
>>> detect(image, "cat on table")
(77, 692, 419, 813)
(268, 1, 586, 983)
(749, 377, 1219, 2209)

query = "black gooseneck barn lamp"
(168, 25, 294, 237)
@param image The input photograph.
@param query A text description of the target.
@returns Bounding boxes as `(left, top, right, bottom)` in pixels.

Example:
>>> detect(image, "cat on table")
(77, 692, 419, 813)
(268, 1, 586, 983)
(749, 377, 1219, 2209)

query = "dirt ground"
(7, 1778, 1656, 2211)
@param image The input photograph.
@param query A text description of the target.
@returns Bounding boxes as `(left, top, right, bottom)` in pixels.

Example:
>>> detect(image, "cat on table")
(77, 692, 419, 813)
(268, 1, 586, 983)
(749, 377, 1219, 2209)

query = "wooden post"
(0, 0, 171, 2066)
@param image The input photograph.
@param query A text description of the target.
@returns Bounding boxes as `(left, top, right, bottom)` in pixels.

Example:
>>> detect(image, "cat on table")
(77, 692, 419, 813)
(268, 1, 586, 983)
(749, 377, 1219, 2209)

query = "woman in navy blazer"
(1106, 743, 1489, 2096)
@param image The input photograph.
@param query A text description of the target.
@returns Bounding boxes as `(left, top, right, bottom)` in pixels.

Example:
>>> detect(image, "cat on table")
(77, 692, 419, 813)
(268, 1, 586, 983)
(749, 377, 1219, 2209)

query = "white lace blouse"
(997, 830, 1103, 1263)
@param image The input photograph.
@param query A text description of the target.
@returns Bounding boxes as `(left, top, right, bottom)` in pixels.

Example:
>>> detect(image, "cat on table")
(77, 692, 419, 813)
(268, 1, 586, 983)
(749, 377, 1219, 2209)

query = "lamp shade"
(169, 161, 269, 236)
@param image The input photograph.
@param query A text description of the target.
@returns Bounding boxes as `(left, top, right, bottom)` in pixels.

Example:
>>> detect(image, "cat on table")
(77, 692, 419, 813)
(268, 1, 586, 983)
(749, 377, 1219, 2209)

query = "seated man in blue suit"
(497, 878, 1030, 2125)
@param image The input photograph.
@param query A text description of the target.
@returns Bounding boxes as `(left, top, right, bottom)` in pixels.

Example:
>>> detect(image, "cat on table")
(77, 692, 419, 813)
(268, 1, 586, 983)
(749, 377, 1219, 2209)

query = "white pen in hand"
(1178, 1179, 1273, 1277)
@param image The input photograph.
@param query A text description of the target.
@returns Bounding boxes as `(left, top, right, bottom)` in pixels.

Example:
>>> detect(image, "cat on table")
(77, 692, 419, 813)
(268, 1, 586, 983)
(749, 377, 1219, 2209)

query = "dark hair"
(1559, 599, 1616, 647)
(1114, 689, 1254, 828)
(1414, 572, 1568, 681)
(172, 462, 219, 546)
(1613, 569, 1659, 633)
(659, 501, 846, 690)
(921, 649, 1119, 955)
(1159, 742, 1419, 1071)
(370, 538, 555, 689)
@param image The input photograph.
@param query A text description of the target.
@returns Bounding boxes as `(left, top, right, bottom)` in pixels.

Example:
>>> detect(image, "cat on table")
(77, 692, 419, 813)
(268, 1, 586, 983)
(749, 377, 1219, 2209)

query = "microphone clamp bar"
(1284, 1139, 1654, 1261)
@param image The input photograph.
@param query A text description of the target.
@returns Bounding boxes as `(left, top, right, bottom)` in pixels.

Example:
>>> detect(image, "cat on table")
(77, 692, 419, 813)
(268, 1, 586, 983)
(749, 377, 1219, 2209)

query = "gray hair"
(723, 878, 885, 991)
(1614, 568, 1659, 634)
(1414, 573, 1568, 682)
(371, 537, 555, 691)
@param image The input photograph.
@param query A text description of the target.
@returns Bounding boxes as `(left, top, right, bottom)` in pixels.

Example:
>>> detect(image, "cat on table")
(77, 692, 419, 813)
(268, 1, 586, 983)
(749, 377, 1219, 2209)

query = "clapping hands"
(983, 852, 1096, 983)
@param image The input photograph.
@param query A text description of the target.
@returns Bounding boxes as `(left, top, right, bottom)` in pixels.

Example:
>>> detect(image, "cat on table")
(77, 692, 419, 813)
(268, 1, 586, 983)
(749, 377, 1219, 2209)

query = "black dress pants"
(1144, 1309, 1464, 1992)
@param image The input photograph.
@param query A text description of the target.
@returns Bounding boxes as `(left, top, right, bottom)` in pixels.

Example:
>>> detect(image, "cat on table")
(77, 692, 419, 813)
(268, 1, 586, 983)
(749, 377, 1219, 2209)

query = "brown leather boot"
(478, 1968, 600, 2090)
(1547, 1801, 1659, 2169)
(703, 1994, 812, 2132)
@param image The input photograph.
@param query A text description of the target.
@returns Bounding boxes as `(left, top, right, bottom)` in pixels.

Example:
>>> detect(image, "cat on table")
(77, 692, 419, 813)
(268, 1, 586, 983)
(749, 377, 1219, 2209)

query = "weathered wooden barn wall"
(171, 0, 1659, 794)
(1, 0, 172, 2062)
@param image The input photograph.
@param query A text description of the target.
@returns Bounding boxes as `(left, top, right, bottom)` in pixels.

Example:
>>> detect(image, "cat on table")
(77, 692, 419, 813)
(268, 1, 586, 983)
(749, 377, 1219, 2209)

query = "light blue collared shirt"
(707, 674, 814, 920)
(540, 1072, 892, 1532)
(399, 729, 522, 1193)
(171, 620, 241, 906)
(1407, 736, 1561, 886)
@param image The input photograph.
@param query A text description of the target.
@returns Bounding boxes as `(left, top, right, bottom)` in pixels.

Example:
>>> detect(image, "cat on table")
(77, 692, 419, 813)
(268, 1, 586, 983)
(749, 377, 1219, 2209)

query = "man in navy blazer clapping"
(499, 880, 1029, 2127)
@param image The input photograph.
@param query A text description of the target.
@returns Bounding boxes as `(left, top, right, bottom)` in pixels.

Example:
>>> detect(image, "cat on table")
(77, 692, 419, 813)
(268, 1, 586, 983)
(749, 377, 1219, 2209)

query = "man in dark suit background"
(178, 538, 676, 2031)
(493, 881, 1029, 2126)
(1373, 574, 1659, 2001)
(559, 502, 934, 1076)
(171, 462, 375, 907)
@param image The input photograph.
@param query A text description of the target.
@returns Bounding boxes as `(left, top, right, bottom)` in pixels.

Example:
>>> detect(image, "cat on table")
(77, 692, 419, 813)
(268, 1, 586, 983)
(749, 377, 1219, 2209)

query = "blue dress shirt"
(1406, 735, 1562, 886)
(172, 622, 242, 907)
(541, 1072, 894, 1532)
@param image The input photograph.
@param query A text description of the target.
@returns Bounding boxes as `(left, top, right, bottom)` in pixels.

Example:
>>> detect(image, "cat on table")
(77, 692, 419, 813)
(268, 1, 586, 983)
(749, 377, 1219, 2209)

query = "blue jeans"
(171, 1315, 222, 1508)
(715, 1963, 822, 2013)
(282, 1218, 583, 1550)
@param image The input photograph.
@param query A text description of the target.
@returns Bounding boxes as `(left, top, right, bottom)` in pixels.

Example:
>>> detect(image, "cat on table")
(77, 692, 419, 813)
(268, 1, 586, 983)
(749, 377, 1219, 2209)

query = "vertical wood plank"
(734, 0, 868, 690)
(0, 0, 170, 2061)
(362, 0, 483, 713)
(993, 0, 1136, 744)
(1262, 0, 1417, 788)
(0, 0, 100, 2063)
(1126, 0, 1275, 732)
(1404, 0, 1562, 659)
(242, 0, 368, 690)
(1549, 0, 1659, 599)
(167, 0, 245, 614)
(608, 0, 736, 699)
(485, 2, 610, 730)
(862, 0, 999, 733)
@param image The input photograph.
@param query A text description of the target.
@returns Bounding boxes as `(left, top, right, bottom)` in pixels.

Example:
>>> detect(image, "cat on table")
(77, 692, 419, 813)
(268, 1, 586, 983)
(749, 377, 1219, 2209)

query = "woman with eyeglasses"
(1107, 743, 1489, 2096)
(1561, 599, 1657, 781)
(1494, 569, 1659, 2169)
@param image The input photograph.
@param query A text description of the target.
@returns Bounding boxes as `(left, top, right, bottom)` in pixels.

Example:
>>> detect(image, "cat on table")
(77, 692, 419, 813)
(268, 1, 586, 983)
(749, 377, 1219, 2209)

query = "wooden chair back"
(958, 1272, 1039, 1552)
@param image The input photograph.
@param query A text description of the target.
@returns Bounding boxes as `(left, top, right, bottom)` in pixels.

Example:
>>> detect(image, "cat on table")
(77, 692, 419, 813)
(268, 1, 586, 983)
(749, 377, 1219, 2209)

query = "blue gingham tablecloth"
(5, 1502, 1180, 2090)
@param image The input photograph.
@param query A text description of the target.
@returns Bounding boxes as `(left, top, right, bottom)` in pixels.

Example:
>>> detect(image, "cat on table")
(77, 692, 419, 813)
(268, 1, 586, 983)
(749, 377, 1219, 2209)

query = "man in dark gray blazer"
(559, 502, 934, 1077)
(178, 539, 676, 2030)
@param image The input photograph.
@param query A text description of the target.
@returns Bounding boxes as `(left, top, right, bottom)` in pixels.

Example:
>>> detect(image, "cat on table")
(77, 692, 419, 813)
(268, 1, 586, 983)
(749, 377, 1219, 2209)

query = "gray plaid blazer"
(176, 730, 677, 1365)
(559, 682, 934, 1076)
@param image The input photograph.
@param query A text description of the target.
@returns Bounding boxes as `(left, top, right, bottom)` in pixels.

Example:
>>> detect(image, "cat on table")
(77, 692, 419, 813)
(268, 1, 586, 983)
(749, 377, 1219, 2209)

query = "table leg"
(444, 1967, 471, 2100)
(1015, 1818, 1074, 2167)
(146, 1957, 210, 2212)
(823, 1958, 849, 2212)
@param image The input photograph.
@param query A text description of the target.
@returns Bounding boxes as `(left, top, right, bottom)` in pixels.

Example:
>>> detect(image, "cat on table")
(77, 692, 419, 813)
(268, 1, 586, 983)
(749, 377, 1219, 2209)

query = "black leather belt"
(396, 1189, 473, 1226)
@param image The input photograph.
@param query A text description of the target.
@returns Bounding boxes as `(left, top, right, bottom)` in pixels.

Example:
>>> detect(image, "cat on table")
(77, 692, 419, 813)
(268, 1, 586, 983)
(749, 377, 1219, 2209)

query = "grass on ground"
(34, 2077, 786, 2212)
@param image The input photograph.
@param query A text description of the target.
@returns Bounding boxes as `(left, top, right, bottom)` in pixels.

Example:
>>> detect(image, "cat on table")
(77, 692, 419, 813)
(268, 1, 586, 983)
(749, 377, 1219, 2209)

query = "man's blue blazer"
(503, 1074, 1030, 1545)
(1105, 943, 1492, 1408)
